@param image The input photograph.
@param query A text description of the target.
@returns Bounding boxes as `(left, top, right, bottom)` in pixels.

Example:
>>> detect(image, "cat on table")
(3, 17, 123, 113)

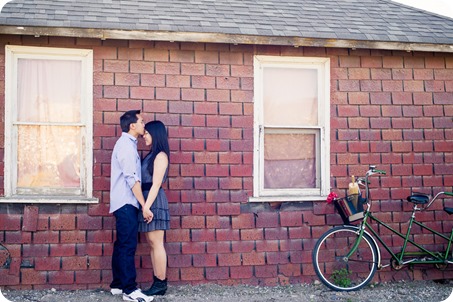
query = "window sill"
(249, 195, 327, 203)
(0, 196, 99, 204)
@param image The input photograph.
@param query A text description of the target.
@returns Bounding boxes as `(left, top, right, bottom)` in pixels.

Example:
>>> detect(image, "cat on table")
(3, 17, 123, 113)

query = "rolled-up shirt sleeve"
(117, 143, 140, 188)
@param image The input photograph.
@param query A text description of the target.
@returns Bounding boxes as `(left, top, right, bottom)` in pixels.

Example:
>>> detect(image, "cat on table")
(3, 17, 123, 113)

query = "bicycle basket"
(334, 195, 365, 224)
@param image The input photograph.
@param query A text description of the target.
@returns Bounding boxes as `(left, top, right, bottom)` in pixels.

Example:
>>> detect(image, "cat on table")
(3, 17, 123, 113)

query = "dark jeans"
(110, 204, 139, 295)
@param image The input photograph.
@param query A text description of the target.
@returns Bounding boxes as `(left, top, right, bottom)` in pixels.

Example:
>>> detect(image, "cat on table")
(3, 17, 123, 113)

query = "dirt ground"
(1, 280, 452, 302)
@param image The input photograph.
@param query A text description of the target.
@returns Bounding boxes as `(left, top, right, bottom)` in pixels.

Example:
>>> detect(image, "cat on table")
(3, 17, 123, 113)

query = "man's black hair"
(120, 110, 140, 133)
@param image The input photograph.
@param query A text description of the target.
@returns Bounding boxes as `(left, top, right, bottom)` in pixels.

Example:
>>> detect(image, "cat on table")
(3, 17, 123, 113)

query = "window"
(251, 56, 330, 202)
(3, 46, 95, 203)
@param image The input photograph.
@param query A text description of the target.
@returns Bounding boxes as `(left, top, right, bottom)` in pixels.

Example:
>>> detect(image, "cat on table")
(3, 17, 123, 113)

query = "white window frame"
(251, 55, 330, 202)
(2, 45, 97, 203)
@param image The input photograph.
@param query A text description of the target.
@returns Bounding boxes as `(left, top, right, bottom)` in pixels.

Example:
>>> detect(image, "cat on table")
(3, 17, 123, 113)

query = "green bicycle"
(312, 165, 453, 291)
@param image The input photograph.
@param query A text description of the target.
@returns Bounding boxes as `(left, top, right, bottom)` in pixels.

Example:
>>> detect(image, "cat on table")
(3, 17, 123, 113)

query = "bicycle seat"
(407, 194, 429, 204)
(444, 207, 453, 215)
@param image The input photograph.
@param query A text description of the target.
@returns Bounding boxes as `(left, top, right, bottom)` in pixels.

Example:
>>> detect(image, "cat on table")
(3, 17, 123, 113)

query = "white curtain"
(16, 59, 82, 189)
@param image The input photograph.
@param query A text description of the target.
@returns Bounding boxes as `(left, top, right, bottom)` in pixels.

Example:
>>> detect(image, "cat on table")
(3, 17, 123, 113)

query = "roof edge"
(1, 26, 452, 53)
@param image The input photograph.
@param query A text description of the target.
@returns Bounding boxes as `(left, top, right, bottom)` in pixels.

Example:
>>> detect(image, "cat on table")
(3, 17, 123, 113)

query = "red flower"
(326, 192, 338, 204)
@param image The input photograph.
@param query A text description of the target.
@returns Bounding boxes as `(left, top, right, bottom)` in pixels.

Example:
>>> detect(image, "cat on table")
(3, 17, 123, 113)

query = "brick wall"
(0, 35, 452, 289)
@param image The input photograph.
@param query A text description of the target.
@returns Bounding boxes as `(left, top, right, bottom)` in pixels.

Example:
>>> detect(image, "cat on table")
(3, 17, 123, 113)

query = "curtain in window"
(16, 59, 81, 189)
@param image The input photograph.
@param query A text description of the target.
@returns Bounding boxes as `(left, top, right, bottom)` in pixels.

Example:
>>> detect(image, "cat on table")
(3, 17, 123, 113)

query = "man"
(109, 110, 153, 302)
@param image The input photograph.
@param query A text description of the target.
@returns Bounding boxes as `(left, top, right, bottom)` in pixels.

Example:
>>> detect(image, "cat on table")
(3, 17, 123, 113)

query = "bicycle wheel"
(312, 225, 378, 291)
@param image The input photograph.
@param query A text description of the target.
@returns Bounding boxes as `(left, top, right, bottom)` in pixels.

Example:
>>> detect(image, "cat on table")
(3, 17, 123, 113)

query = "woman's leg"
(146, 230, 166, 280)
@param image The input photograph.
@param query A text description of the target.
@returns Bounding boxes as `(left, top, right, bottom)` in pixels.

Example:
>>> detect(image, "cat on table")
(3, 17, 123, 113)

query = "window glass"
(263, 67, 318, 126)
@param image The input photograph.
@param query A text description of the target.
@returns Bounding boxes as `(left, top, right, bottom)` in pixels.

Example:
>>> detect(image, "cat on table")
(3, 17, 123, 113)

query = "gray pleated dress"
(138, 152, 170, 232)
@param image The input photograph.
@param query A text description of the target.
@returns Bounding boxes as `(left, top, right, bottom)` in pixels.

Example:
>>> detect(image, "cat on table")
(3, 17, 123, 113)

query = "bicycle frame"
(350, 211, 453, 268)
(345, 167, 453, 268)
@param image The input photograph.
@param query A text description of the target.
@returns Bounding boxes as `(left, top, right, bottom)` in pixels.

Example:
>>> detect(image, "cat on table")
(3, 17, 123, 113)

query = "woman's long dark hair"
(144, 120, 170, 175)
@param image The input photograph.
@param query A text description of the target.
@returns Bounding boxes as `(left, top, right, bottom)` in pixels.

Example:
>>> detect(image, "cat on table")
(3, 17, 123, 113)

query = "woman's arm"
(143, 152, 169, 212)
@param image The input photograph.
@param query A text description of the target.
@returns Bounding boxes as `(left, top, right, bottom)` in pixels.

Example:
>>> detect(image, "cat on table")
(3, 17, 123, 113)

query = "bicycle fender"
(341, 224, 382, 268)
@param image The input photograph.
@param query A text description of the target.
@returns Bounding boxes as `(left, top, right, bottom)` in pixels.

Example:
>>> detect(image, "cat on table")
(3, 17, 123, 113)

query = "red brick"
(280, 211, 302, 226)
(434, 92, 453, 104)
(348, 68, 370, 79)
(195, 51, 219, 64)
(231, 241, 254, 253)
(206, 241, 230, 254)
(33, 231, 59, 244)
(34, 257, 60, 271)
(180, 267, 205, 281)
(170, 50, 194, 63)
(182, 242, 206, 254)
(181, 216, 205, 229)
(230, 266, 253, 279)
(218, 253, 241, 267)
(391, 118, 413, 129)
(206, 267, 229, 280)
(339, 80, 360, 91)
(4, 231, 29, 244)
(189, 200, 215, 214)
(434, 69, 453, 80)
(166, 229, 190, 242)
(206, 64, 229, 76)
(93, 46, 117, 60)
(50, 243, 77, 258)
(242, 251, 265, 266)
(103, 86, 129, 98)
(240, 229, 263, 240)
(215, 229, 239, 241)
(216, 77, 239, 90)
(181, 88, 205, 101)
(130, 61, 154, 73)
(76, 243, 103, 257)
(61, 256, 87, 270)
(144, 48, 168, 61)
(339, 56, 360, 67)
(155, 62, 181, 75)
(75, 270, 101, 284)
(255, 264, 277, 277)
(21, 269, 47, 285)
(231, 214, 255, 229)
(181, 190, 205, 203)
(22, 244, 49, 257)
(255, 212, 279, 228)
(193, 253, 217, 267)
(191, 229, 215, 242)
(413, 117, 433, 128)
(0, 214, 21, 230)
(181, 139, 204, 151)
(392, 69, 413, 80)
(76, 215, 102, 230)
(181, 63, 205, 75)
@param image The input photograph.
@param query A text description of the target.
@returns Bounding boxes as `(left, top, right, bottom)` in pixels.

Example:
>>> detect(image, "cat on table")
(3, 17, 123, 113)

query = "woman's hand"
(143, 208, 154, 223)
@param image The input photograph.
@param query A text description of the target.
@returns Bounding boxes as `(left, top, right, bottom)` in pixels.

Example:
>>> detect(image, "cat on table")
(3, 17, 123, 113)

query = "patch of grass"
(331, 268, 352, 288)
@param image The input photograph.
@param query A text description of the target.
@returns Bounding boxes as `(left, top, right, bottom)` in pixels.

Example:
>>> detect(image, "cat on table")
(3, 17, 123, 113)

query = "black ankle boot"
(143, 275, 167, 296)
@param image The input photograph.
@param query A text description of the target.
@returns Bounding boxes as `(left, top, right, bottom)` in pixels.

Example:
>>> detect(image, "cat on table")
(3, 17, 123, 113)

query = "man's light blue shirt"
(109, 132, 141, 213)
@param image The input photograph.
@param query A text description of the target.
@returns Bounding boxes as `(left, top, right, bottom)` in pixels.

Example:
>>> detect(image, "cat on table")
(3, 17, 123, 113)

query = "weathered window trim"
(1, 45, 96, 204)
(251, 55, 330, 202)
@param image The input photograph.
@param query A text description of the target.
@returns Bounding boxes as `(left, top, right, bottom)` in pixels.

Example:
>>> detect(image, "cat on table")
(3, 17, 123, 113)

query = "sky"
(391, 0, 453, 18)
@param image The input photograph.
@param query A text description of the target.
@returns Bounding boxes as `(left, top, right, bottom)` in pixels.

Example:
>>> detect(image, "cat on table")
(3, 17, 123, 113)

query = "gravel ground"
(2, 280, 452, 302)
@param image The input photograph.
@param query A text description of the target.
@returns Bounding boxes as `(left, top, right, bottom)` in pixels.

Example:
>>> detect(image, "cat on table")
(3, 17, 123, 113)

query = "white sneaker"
(110, 288, 123, 295)
(123, 289, 154, 302)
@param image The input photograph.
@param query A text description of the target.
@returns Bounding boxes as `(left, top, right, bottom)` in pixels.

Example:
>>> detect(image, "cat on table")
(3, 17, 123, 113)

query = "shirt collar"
(122, 132, 138, 144)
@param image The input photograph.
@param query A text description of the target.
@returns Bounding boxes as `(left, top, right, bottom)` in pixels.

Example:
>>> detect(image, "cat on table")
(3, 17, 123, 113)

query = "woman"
(138, 120, 170, 296)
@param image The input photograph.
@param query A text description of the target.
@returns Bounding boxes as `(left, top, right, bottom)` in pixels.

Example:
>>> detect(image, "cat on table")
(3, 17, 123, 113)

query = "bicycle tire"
(312, 225, 378, 291)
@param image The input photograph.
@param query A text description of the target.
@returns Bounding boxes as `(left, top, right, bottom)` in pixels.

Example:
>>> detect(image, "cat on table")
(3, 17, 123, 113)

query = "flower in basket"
(326, 192, 338, 204)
